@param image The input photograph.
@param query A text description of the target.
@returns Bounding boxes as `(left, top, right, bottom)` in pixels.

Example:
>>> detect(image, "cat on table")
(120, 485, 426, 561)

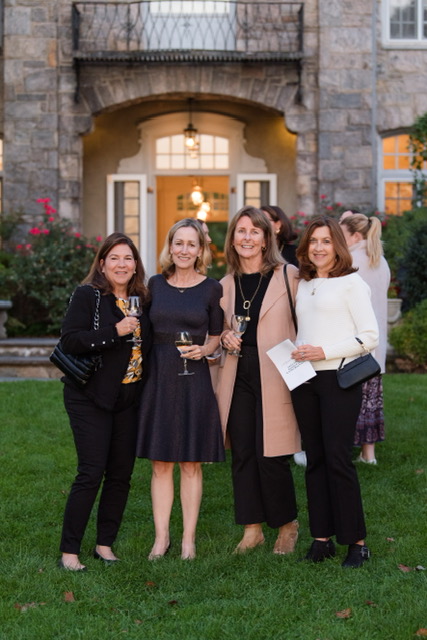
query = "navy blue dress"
(136, 275, 225, 462)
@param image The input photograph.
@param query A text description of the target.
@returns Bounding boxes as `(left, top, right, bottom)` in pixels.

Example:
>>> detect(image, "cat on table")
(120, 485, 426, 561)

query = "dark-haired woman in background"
(291, 216, 378, 568)
(261, 205, 299, 267)
(58, 232, 151, 571)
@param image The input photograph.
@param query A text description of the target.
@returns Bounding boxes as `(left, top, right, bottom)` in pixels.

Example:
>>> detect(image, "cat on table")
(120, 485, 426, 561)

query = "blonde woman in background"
(340, 212, 391, 465)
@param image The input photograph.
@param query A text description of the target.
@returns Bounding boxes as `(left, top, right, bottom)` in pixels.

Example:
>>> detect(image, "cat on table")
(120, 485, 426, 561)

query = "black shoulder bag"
(336, 337, 380, 390)
(283, 263, 298, 333)
(50, 288, 103, 387)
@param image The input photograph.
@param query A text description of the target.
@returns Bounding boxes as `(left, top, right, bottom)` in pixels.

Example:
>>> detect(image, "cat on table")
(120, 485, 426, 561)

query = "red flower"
(96, 235, 102, 242)
(48, 216, 55, 222)
(36, 198, 51, 204)
(75, 232, 81, 238)
(16, 244, 23, 250)
(42, 229, 50, 235)
(320, 194, 327, 199)
(29, 227, 41, 235)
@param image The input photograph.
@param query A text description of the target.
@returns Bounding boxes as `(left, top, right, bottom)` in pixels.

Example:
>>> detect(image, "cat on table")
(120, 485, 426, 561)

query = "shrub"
(0, 198, 101, 336)
(389, 298, 427, 369)
(398, 220, 427, 311)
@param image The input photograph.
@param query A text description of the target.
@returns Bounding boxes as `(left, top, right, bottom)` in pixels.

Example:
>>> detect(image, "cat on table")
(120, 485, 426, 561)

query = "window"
(236, 174, 277, 210)
(378, 133, 427, 214)
(156, 134, 229, 171)
(107, 175, 148, 264)
(384, 0, 427, 45)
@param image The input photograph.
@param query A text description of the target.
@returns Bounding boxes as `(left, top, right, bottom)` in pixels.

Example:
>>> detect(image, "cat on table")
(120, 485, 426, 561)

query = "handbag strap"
(338, 336, 368, 369)
(68, 285, 101, 330)
(283, 263, 298, 334)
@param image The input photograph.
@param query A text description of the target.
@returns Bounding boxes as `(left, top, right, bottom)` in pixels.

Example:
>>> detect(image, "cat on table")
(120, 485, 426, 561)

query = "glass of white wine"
(125, 296, 142, 345)
(229, 315, 248, 356)
(175, 331, 194, 376)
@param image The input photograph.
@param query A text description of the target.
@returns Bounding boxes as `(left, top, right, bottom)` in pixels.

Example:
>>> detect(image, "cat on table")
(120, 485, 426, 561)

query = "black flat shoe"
(93, 549, 120, 564)
(342, 544, 370, 568)
(58, 559, 87, 572)
(302, 539, 336, 563)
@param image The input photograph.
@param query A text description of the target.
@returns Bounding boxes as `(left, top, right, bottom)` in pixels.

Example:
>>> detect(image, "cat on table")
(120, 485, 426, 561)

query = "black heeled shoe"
(301, 539, 336, 563)
(93, 549, 120, 565)
(342, 544, 370, 568)
(58, 559, 87, 572)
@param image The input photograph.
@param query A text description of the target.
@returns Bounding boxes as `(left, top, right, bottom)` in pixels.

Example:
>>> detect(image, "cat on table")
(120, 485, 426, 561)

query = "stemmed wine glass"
(125, 296, 142, 345)
(229, 315, 248, 356)
(175, 331, 194, 376)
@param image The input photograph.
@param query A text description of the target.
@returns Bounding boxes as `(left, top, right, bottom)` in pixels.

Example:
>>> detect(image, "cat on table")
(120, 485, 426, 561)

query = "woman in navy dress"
(136, 218, 224, 560)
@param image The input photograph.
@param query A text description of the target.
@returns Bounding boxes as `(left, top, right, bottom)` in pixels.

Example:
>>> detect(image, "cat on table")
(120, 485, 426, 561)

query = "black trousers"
(60, 382, 140, 554)
(227, 346, 297, 529)
(291, 371, 366, 545)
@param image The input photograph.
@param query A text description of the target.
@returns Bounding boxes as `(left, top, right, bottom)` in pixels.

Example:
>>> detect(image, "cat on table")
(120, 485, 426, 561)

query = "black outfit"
(291, 372, 366, 544)
(227, 272, 297, 528)
(136, 275, 225, 462)
(59, 285, 151, 554)
(281, 244, 298, 267)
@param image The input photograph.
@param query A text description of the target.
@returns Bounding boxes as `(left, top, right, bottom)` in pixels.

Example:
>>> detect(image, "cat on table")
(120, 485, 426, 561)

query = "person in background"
(261, 205, 299, 267)
(58, 232, 151, 571)
(339, 211, 391, 464)
(136, 218, 225, 561)
(291, 216, 378, 568)
(216, 206, 300, 555)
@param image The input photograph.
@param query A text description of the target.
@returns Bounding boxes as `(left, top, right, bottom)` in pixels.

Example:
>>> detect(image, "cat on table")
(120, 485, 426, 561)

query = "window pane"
(157, 155, 170, 170)
(171, 154, 185, 169)
(155, 133, 229, 171)
(171, 135, 184, 153)
(200, 155, 214, 169)
(215, 137, 229, 153)
(124, 217, 139, 235)
(384, 181, 413, 215)
(390, 0, 417, 39)
(200, 134, 214, 153)
(215, 155, 229, 169)
(124, 182, 139, 198)
(124, 200, 139, 216)
(156, 137, 170, 153)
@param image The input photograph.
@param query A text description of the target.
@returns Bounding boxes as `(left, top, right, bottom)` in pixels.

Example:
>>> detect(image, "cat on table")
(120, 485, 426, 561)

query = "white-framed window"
(156, 134, 229, 171)
(236, 174, 277, 210)
(378, 133, 427, 214)
(106, 174, 148, 264)
(383, 0, 427, 47)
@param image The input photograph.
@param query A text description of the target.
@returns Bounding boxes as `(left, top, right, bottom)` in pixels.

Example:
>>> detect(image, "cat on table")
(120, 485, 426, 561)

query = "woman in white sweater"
(290, 216, 378, 568)
(340, 213, 391, 464)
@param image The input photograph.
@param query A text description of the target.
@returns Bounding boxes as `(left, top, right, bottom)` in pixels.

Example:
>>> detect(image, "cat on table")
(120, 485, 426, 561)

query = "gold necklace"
(237, 273, 264, 321)
(311, 278, 327, 295)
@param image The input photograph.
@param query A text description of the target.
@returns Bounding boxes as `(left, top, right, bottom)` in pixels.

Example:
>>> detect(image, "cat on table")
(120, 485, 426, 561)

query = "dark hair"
(159, 218, 211, 278)
(296, 216, 357, 281)
(261, 205, 298, 245)
(82, 232, 150, 303)
(224, 206, 284, 275)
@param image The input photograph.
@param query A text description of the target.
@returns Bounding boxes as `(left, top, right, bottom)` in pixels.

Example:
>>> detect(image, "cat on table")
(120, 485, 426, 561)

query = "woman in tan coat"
(215, 206, 301, 554)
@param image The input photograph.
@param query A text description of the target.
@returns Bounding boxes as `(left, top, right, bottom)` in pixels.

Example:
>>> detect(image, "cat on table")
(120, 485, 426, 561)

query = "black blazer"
(61, 285, 151, 410)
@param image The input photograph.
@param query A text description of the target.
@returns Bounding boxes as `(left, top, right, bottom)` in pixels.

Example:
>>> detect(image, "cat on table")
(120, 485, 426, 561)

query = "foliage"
(409, 111, 427, 207)
(389, 299, 427, 369)
(0, 376, 426, 639)
(398, 220, 427, 310)
(0, 198, 101, 335)
(381, 207, 427, 304)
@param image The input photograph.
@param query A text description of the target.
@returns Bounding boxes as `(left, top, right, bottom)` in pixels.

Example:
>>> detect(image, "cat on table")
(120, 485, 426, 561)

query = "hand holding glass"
(229, 315, 248, 356)
(175, 331, 194, 376)
(126, 296, 142, 345)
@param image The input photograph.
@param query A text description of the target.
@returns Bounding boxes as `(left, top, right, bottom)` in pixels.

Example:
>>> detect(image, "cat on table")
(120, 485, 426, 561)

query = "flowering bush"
(0, 198, 101, 336)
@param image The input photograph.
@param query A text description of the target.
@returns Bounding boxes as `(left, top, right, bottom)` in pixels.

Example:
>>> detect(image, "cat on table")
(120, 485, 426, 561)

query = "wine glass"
(126, 296, 142, 345)
(229, 315, 248, 356)
(175, 331, 194, 376)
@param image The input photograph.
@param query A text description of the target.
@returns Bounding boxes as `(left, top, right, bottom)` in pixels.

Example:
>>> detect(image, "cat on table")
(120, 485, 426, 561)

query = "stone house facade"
(1, 0, 426, 274)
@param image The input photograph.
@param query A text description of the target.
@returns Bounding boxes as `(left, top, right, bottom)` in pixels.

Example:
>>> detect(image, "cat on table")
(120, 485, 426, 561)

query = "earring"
(262, 246, 266, 252)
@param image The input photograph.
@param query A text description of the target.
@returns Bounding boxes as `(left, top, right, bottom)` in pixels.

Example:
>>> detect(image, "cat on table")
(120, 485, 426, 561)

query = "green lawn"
(0, 375, 425, 640)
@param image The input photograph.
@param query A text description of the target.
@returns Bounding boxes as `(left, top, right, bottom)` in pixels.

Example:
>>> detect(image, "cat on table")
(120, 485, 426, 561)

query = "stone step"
(0, 338, 61, 380)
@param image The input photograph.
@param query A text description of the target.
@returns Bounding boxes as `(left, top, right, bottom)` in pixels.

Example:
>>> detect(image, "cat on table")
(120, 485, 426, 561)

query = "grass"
(0, 375, 425, 640)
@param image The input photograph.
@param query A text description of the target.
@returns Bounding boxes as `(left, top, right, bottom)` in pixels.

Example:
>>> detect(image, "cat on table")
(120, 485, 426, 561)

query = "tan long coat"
(215, 265, 301, 457)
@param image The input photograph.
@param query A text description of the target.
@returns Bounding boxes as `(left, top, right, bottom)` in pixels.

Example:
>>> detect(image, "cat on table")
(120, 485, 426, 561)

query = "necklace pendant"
(243, 300, 250, 310)
(245, 315, 251, 322)
(311, 290, 315, 295)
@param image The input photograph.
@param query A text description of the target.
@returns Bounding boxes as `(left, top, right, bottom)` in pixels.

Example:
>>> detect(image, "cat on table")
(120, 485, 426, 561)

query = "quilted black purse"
(336, 337, 380, 390)
(50, 288, 102, 387)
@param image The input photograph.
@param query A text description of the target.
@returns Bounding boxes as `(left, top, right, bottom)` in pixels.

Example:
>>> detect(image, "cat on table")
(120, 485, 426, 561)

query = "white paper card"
(267, 339, 317, 391)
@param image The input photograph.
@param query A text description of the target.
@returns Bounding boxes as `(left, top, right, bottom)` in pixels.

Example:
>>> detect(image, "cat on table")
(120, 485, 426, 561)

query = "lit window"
(155, 134, 229, 170)
(379, 133, 427, 214)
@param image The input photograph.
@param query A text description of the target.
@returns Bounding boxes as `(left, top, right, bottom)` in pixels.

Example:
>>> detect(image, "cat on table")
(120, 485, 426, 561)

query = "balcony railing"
(72, 1, 304, 63)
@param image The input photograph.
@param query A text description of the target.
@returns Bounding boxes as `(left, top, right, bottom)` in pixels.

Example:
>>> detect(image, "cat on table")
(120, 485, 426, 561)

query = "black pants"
(60, 382, 140, 554)
(227, 346, 297, 529)
(291, 371, 366, 545)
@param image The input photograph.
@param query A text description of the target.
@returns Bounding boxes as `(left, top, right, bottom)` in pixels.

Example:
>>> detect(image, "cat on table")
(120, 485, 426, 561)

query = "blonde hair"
(159, 218, 211, 277)
(340, 214, 383, 268)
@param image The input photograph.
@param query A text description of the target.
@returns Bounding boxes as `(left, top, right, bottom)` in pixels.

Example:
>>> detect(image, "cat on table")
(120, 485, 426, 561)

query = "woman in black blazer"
(58, 232, 151, 571)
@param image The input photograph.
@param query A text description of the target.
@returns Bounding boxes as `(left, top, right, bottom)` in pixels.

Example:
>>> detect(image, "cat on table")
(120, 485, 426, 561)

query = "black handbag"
(50, 288, 102, 387)
(336, 337, 380, 390)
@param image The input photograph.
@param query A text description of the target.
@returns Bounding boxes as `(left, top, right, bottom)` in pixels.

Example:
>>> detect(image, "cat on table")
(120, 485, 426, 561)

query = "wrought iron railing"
(72, 1, 304, 63)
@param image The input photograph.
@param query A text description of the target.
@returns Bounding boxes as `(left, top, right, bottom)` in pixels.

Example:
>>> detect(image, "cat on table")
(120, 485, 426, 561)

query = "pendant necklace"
(311, 278, 327, 295)
(237, 273, 264, 321)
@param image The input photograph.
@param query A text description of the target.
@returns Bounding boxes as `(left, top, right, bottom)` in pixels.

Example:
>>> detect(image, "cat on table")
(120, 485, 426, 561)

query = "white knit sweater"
(295, 272, 379, 371)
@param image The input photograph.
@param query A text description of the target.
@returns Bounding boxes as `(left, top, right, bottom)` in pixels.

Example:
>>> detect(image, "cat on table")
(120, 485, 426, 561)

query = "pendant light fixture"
(184, 98, 199, 157)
